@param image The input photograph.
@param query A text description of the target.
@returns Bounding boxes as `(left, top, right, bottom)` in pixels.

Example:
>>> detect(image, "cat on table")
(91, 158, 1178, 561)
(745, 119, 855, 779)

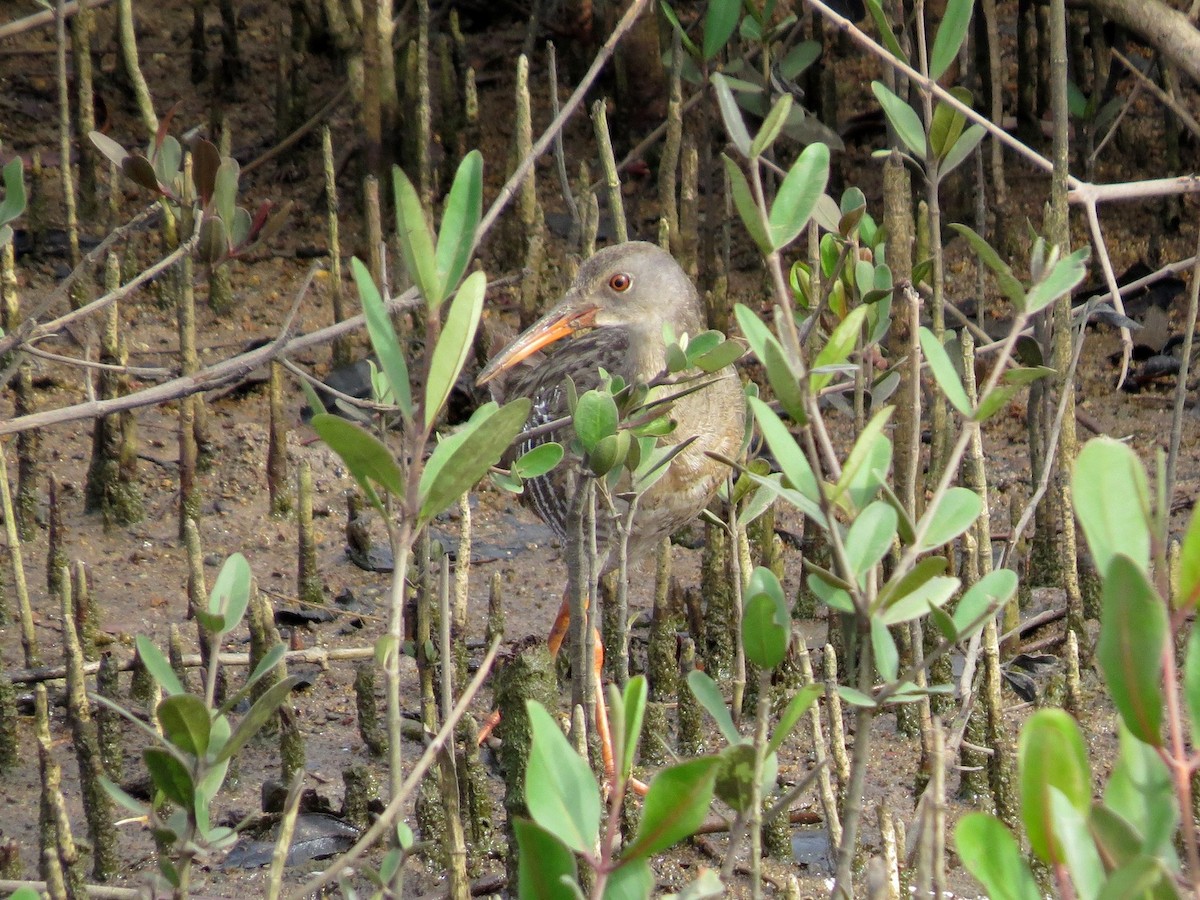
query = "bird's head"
(476, 241, 701, 387)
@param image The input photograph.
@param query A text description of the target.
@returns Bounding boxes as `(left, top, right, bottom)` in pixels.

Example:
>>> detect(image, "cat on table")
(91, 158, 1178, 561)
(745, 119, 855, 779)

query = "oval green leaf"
(158, 693, 212, 758)
(525, 701, 601, 855)
(425, 270, 486, 428)
(1018, 708, 1091, 864)
(871, 81, 926, 158)
(1072, 437, 1151, 576)
(623, 756, 718, 860)
(917, 486, 982, 551)
(955, 814, 1040, 900)
(767, 141, 830, 251)
(433, 150, 482, 299)
(1097, 555, 1165, 746)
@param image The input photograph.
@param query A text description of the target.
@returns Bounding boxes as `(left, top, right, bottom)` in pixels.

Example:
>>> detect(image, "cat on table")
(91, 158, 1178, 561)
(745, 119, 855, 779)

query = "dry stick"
(291, 636, 501, 899)
(0, 0, 113, 39)
(0, 258, 312, 436)
(1112, 49, 1200, 141)
(0, 202, 161, 365)
(15, 644, 378, 687)
(0, 230, 193, 363)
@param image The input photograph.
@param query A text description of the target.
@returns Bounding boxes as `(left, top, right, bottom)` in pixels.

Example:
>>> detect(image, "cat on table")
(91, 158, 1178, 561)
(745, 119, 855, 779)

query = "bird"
(476, 240, 746, 652)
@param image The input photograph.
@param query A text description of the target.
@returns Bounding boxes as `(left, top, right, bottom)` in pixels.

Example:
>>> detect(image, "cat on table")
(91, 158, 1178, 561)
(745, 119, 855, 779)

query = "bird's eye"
(608, 272, 632, 292)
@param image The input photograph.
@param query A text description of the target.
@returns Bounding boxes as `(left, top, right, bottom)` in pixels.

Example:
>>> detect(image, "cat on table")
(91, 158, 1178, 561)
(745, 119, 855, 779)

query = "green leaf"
(871, 82, 926, 157)
(513, 443, 564, 479)
(207, 552, 252, 633)
(604, 859, 654, 900)
(713, 743, 776, 811)
(836, 685, 877, 707)
(100, 776, 149, 817)
(723, 155, 770, 252)
(0, 156, 27, 227)
(425, 270, 486, 428)
(735, 304, 805, 422)
(743, 594, 789, 670)
(692, 338, 746, 373)
(620, 676, 648, 784)
(311, 413, 404, 504)
(747, 397, 819, 503)
(864, 0, 908, 63)
(767, 684, 822, 755)
(830, 405, 893, 511)
(1097, 555, 1165, 746)
(875, 555, 948, 612)
(89, 131, 129, 169)
(941, 123, 986, 178)
(712, 75, 752, 156)
(916, 486, 982, 551)
(878, 575, 959, 625)
(136, 636, 186, 696)
(845, 500, 898, 584)
(158, 694, 212, 758)
(920, 326, 971, 415)
(953, 568, 1017, 634)
(929, 0, 974, 80)
(948, 224, 1026, 305)
(1187, 623, 1200, 744)
(218, 644, 287, 716)
(144, 746, 195, 808)
(525, 701, 601, 855)
(213, 157, 238, 230)
(623, 757, 718, 860)
(928, 90, 970, 161)
(352, 256, 413, 421)
(768, 141, 830, 251)
(215, 675, 303, 764)
(418, 399, 531, 524)
(1103, 723, 1177, 863)
(433, 150, 482, 298)
(750, 94, 793, 158)
(811, 305, 867, 392)
(1048, 787, 1105, 900)
(687, 669, 739, 744)
(514, 819, 580, 900)
(392, 165, 441, 306)
(1019, 708, 1091, 864)
(1072, 438, 1151, 576)
(660, 0, 702, 58)
(954, 814, 1040, 900)
(871, 617, 899, 681)
(1024, 247, 1089, 315)
(1096, 857, 1177, 900)
(703, 0, 742, 60)
(574, 390, 619, 452)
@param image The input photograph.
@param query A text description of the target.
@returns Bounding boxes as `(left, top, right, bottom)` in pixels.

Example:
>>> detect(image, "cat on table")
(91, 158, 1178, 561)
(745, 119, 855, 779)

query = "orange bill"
(476, 304, 598, 386)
